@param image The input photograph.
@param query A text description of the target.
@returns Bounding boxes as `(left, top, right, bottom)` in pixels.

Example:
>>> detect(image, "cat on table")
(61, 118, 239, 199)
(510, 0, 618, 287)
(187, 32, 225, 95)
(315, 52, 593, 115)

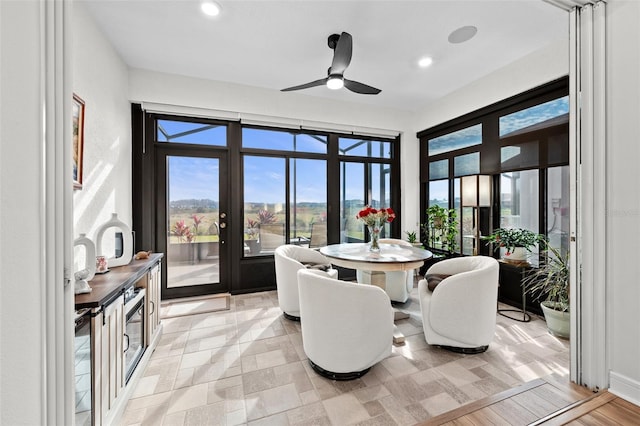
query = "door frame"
(155, 146, 230, 299)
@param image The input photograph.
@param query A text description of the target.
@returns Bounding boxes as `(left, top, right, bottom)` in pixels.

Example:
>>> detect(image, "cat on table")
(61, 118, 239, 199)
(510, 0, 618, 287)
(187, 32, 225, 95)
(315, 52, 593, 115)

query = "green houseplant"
(482, 227, 545, 262)
(521, 241, 570, 338)
(422, 205, 458, 253)
(405, 230, 418, 243)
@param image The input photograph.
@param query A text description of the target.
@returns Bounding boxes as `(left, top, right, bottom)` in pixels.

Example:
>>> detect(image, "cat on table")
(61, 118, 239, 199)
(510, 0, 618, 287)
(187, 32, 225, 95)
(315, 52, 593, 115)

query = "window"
(499, 170, 540, 258)
(418, 77, 569, 255)
(429, 160, 448, 180)
(339, 138, 391, 158)
(547, 166, 570, 256)
(135, 107, 400, 294)
(157, 119, 226, 146)
(428, 180, 448, 208)
(289, 158, 327, 244)
(243, 128, 327, 153)
(243, 156, 286, 256)
(242, 129, 397, 256)
(339, 136, 395, 243)
(428, 123, 482, 156)
(499, 96, 569, 138)
(454, 152, 480, 177)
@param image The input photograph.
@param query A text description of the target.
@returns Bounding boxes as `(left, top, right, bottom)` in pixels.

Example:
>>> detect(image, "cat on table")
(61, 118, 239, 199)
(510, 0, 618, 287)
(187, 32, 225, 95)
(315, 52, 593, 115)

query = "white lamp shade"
(462, 175, 491, 207)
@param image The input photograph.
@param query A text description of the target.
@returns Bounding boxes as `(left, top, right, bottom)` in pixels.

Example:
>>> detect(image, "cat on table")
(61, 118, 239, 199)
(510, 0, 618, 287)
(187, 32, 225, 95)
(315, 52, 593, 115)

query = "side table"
(498, 259, 532, 322)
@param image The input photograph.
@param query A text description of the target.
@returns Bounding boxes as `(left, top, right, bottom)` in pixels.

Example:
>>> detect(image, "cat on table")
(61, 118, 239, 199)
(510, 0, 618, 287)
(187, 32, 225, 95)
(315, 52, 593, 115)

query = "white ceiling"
(82, 0, 568, 112)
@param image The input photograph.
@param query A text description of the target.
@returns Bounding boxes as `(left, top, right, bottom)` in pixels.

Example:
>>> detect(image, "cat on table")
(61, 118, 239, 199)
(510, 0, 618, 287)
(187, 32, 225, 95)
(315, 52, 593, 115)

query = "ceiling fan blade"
(330, 32, 352, 74)
(281, 77, 328, 92)
(344, 78, 381, 95)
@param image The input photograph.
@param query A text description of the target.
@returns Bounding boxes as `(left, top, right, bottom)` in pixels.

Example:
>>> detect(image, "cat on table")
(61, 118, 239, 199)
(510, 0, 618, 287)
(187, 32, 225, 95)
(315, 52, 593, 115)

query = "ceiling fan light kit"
(327, 76, 344, 90)
(281, 32, 381, 95)
(201, 1, 221, 17)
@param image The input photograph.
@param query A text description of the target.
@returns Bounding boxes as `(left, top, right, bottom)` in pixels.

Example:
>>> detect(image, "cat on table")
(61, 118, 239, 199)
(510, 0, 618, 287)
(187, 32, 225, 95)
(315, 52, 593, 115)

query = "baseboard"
(609, 371, 640, 406)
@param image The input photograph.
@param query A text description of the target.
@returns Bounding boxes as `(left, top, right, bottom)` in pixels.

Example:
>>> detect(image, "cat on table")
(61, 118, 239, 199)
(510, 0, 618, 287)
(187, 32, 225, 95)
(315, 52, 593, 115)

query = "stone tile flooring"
(120, 287, 570, 425)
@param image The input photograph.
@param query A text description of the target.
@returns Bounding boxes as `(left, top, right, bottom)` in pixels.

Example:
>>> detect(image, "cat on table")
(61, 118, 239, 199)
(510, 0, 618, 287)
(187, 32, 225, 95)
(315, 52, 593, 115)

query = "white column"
(0, 0, 73, 424)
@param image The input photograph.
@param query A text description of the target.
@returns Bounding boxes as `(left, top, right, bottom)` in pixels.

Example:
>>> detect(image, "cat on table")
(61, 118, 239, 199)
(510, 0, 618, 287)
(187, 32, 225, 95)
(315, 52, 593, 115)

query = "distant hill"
(170, 199, 219, 209)
(170, 199, 377, 209)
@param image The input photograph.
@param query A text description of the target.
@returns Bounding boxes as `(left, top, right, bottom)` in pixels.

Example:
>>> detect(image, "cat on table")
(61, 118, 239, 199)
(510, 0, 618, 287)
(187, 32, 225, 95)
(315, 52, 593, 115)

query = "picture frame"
(72, 93, 85, 189)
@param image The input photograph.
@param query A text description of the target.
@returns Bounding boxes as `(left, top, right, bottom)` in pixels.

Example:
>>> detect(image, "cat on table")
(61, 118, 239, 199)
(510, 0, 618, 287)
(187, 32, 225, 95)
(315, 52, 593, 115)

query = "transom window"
(427, 123, 482, 156)
(243, 128, 327, 153)
(157, 119, 226, 146)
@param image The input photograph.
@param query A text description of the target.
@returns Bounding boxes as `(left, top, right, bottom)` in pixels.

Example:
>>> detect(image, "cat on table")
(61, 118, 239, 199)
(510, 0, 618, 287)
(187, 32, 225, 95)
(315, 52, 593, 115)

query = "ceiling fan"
(281, 32, 381, 95)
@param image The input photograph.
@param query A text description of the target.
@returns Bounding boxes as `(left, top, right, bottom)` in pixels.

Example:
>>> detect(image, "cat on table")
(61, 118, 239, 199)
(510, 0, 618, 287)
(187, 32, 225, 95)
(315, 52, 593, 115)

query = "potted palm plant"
(482, 227, 544, 264)
(521, 241, 570, 338)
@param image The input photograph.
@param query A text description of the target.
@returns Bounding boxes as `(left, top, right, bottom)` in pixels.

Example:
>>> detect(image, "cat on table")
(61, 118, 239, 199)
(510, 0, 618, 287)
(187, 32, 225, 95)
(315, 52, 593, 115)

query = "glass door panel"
(340, 162, 364, 243)
(167, 156, 221, 288)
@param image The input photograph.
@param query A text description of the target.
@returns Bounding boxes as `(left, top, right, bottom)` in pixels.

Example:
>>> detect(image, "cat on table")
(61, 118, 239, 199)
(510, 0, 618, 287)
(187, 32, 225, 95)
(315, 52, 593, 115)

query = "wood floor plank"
(420, 373, 640, 426)
(536, 391, 616, 426)
(595, 399, 640, 424)
(572, 410, 621, 425)
(465, 408, 512, 425)
(611, 397, 640, 416)
(447, 416, 476, 426)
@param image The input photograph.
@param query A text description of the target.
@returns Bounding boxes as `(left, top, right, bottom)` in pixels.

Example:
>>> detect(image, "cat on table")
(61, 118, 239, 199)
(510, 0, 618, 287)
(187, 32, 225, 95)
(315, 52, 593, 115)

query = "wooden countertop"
(75, 253, 163, 310)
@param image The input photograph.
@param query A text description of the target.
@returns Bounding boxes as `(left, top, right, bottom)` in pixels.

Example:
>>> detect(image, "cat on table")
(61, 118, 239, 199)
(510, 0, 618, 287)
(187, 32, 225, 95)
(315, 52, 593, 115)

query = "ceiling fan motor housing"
(327, 33, 341, 49)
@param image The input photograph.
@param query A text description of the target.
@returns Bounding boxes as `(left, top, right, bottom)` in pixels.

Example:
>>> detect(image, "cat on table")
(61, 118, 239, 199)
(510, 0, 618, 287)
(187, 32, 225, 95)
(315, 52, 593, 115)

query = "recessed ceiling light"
(201, 1, 221, 17)
(418, 57, 433, 68)
(448, 26, 478, 44)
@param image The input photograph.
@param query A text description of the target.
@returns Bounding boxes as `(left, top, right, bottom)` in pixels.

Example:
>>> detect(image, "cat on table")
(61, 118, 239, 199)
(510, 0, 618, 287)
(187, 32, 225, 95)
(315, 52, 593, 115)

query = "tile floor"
(120, 285, 570, 425)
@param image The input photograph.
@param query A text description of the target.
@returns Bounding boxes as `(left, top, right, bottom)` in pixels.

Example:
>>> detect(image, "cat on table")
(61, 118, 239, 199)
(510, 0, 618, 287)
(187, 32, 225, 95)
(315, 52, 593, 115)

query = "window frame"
(417, 77, 569, 255)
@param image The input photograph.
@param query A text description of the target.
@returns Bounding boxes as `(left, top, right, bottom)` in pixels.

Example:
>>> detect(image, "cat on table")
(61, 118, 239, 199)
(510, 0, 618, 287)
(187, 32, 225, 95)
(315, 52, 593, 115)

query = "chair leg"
(308, 360, 371, 381)
(438, 345, 489, 354)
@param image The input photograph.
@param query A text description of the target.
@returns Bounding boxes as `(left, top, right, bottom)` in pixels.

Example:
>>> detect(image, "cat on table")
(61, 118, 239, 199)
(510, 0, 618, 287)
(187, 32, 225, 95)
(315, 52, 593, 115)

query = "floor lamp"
(461, 175, 492, 255)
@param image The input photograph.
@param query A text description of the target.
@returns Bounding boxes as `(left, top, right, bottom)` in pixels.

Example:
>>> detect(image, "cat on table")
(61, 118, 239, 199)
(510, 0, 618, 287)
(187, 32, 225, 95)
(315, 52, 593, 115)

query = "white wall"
(1, 2, 48, 424)
(73, 2, 131, 248)
(606, 0, 640, 404)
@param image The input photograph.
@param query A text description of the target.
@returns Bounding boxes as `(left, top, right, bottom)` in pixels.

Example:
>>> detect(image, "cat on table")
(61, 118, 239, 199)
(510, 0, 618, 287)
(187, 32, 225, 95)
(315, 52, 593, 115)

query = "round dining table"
(319, 242, 433, 272)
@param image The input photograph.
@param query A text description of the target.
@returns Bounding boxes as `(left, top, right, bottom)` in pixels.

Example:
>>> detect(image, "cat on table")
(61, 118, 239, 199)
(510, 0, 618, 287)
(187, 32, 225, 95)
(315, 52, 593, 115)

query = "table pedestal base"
(393, 327, 405, 345)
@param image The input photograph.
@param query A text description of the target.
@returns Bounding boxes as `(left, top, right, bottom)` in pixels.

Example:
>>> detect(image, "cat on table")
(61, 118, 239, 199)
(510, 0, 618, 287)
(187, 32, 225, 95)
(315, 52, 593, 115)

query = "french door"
(156, 147, 229, 299)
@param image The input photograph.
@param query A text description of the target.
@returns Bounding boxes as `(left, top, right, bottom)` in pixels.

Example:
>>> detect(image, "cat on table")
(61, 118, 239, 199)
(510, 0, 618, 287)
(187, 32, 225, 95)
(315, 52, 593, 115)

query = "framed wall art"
(72, 93, 85, 189)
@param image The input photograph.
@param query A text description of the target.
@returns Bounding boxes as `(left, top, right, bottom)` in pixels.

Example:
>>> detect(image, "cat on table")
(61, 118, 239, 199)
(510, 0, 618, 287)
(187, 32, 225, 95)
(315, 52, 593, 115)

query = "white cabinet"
(77, 254, 164, 426)
(102, 296, 125, 414)
(139, 262, 161, 346)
